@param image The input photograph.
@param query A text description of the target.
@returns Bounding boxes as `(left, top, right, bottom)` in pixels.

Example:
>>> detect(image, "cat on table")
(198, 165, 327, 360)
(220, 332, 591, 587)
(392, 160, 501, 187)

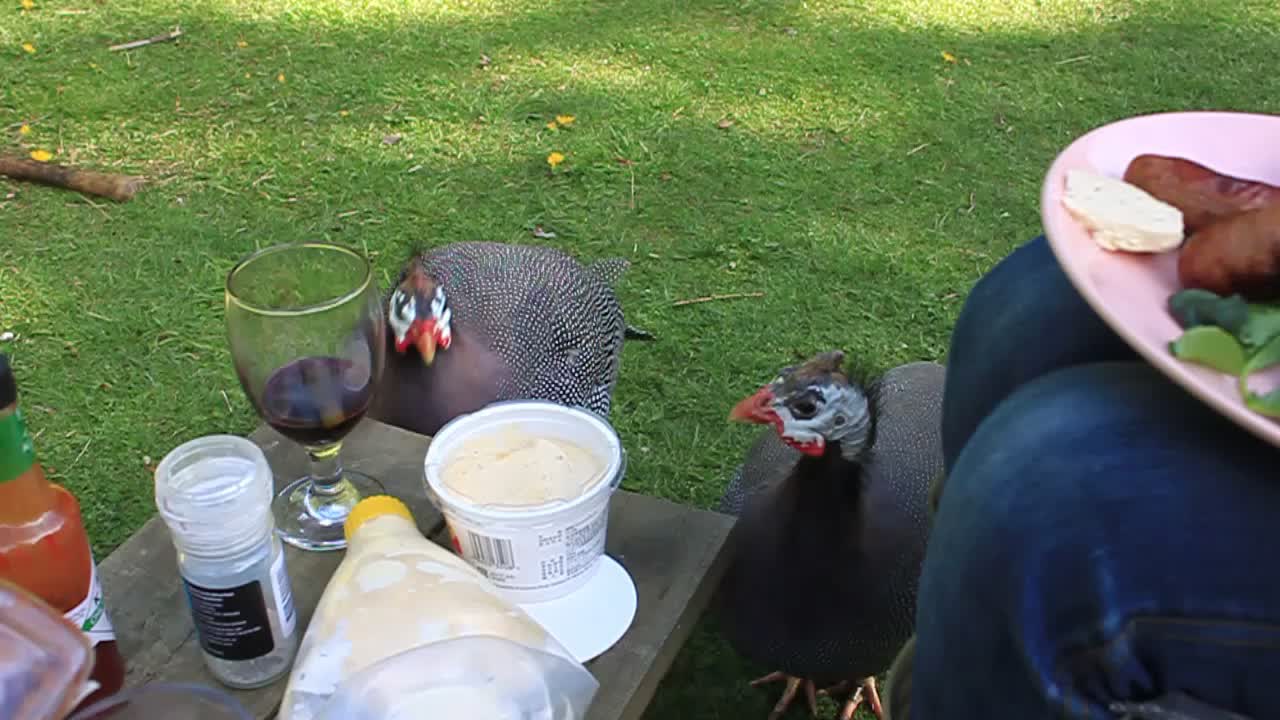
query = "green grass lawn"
(3, 0, 1280, 716)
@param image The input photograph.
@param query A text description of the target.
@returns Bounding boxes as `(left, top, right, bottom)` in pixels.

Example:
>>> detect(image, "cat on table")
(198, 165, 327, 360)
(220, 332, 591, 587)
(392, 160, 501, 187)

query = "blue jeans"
(912, 236, 1280, 719)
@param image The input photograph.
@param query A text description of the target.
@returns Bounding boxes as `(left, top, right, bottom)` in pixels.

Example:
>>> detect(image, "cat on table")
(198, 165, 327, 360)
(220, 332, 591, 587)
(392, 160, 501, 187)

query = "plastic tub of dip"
(423, 401, 625, 605)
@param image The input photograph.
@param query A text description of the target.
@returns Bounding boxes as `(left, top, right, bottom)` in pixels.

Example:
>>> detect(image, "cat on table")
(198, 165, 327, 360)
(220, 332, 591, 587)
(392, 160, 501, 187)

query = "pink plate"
(1041, 110, 1280, 448)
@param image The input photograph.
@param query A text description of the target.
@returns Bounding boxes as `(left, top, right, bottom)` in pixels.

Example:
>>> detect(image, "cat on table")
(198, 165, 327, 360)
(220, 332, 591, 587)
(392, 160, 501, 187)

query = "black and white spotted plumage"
(718, 361, 945, 686)
(371, 242, 629, 437)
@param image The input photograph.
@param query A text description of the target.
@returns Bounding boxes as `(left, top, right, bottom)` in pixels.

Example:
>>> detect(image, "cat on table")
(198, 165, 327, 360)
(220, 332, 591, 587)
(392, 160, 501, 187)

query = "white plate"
(516, 555, 637, 664)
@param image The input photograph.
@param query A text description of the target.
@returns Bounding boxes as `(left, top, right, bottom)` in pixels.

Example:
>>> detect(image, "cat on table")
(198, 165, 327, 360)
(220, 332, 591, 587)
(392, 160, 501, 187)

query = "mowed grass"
(3, 0, 1280, 717)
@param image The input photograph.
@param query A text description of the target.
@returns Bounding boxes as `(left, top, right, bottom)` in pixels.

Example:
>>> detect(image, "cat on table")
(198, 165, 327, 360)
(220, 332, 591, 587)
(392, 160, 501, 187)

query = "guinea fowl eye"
(791, 399, 818, 419)
(834, 415, 846, 426)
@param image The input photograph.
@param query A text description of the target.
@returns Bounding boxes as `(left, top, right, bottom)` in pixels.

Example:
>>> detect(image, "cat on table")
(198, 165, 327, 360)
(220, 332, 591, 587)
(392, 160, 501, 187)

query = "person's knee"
(939, 235, 1120, 464)
(947, 236, 1057, 355)
(931, 360, 1270, 599)
(919, 363, 1280, 718)
(939, 363, 1160, 527)
(916, 364, 1163, 709)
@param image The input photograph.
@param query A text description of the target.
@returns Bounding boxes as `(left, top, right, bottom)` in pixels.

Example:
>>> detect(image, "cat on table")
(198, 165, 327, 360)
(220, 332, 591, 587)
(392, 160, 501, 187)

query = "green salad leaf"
(1169, 326, 1247, 375)
(1240, 334, 1280, 418)
(1168, 289, 1249, 337)
(1167, 288, 1280, 418)
(1241, 304, 1280, 349)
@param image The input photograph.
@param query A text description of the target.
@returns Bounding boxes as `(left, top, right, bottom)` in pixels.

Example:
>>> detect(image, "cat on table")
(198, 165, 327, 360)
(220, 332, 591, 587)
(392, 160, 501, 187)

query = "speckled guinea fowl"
(370, 242, 638, 437)
(717, 352, 944, 720)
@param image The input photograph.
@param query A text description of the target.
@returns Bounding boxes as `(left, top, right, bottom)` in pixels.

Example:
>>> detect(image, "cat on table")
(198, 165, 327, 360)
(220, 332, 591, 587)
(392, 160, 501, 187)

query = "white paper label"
(64, 556, 115, 646)
(446, 504, 609, 592)
(71, 679, 101, 707)
(270, 548, 297, 639)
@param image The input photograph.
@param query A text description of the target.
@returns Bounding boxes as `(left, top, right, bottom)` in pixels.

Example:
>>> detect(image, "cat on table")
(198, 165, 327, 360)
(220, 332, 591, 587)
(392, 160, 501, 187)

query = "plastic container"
(67, 682, 253, 720)
(423, 400, 626, 604)
(154, 435, 299, 689)
(278, 495, 598, 720)
(313, 636, 599, 720)
(0, 578, 95, 720)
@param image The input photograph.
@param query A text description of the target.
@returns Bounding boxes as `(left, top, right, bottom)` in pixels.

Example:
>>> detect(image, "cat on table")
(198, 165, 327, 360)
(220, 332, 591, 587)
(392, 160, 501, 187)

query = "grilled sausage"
(1124, 154, 1280, 233)
(1178, 202, 1280, 301)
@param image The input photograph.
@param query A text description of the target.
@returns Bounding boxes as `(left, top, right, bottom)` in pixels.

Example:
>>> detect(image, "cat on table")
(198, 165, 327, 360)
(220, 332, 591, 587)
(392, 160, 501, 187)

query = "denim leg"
(941, 235, 1135, 472)
(913, 362, 1280, 719)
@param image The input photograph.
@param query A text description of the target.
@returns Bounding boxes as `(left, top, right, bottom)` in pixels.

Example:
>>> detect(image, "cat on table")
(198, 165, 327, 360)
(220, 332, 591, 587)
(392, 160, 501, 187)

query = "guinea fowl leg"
(819, 677, 884, 720)
(749, 671, 820, 719)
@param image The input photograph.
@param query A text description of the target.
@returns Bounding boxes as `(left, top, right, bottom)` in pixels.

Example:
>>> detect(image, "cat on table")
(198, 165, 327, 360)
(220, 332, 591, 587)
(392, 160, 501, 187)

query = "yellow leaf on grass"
(277, 72, 286, 83)
(546, 151, 565, 169)
(21, 0, 34, 9)
(22, 43, 36, 54)
(546, 121, 557, 130)
(30, 149, 52, 162)
(941, 51, 957, 63)
(236, 40, 248, 48)
(555, 114, 576, 127)
(339, 109, 350, 117)
(18, 124, 31, 135)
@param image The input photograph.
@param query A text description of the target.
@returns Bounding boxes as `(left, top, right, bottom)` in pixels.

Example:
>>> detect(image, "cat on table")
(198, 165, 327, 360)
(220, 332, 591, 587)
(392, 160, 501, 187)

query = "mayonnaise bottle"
(278, 496, 598, 720)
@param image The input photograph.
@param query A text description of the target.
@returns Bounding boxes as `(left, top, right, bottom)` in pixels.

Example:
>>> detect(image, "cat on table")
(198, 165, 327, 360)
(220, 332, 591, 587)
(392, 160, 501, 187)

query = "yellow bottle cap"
(344, 495, 414, 542)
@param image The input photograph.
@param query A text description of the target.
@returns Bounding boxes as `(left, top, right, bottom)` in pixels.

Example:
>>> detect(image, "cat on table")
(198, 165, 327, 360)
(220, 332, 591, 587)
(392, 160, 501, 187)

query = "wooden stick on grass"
(109, 26, 182, 52)
(0, 157, 144, 202)
(673, 292, 765, 307)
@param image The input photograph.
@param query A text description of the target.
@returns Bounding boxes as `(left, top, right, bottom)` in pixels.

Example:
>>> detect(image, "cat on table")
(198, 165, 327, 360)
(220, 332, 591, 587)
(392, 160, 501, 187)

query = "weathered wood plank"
(98, 420, 438, 719)
(99, 418, 735, 720)
(584, 493, 736, 720)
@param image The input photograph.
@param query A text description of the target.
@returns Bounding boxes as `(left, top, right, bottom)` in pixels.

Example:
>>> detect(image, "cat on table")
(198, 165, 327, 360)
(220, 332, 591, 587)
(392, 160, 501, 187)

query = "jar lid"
(0, 354, 16, 409)
(344, 495, 413, 542)
(154, 435, 275, 557)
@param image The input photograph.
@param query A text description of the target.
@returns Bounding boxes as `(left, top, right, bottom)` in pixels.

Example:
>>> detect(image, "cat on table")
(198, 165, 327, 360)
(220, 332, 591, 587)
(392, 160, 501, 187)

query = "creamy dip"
(440, 427, 604, 507)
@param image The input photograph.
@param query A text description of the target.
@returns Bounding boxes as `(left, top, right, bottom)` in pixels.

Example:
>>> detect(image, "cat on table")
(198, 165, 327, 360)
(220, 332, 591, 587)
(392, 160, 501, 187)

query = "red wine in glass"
(258, 356, 374, 447)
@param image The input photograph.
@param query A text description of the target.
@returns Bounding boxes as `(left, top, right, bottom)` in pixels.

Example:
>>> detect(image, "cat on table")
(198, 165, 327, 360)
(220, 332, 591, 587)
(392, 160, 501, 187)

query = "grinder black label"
(182, 578, 275, 661)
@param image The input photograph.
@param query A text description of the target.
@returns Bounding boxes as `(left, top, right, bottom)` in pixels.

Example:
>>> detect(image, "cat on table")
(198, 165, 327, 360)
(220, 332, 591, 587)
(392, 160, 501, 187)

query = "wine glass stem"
(306, 443, 347, 496)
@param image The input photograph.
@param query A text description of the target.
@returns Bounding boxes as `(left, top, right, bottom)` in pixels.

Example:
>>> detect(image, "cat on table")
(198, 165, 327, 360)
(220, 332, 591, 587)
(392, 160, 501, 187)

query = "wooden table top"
(99, 418, 736, 720)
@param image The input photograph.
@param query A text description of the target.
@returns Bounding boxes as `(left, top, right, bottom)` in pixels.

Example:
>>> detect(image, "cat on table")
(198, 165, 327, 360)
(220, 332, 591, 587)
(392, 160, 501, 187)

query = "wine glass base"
(272, 470, 386, 551)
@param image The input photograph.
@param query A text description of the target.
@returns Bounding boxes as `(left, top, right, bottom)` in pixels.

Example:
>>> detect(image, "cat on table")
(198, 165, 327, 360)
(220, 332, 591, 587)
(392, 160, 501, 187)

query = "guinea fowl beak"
(729, 386, 778, 425)
(415, 328, 437, 366)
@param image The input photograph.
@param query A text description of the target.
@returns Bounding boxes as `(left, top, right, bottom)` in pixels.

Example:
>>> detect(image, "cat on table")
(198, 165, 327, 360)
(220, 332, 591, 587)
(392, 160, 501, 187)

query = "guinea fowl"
(718, 351, 944, 720)
(371, 241, 642, 437)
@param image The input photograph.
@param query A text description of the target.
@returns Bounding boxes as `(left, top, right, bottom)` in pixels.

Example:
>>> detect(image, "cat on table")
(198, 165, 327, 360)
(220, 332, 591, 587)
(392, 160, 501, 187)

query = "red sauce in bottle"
(0, 354, 125, 712)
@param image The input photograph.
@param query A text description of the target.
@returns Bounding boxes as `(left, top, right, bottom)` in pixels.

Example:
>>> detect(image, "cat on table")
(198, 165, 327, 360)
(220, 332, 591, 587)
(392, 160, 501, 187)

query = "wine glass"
(225, 241, 386, 551)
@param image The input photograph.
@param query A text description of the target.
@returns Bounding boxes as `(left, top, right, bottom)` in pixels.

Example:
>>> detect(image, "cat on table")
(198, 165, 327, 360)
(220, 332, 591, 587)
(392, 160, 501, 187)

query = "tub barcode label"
(465, 531, 516, 570)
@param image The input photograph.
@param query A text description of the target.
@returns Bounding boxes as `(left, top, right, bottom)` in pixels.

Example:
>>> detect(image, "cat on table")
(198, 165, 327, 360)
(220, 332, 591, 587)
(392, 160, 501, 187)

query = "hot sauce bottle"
(0, 353, 126, 710)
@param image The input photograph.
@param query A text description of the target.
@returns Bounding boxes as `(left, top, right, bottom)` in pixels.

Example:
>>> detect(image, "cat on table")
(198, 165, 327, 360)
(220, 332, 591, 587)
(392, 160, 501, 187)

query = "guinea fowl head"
(387, 262, 453, 365)
(729, 350, 873, 460)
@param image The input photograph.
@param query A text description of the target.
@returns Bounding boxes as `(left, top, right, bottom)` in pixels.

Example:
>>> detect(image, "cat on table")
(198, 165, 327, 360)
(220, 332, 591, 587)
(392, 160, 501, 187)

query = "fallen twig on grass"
(109, 26, 182, 52)
(0, 156, 144, 202)
(672, 292, 765, 307)
(0, 157, 144, 202)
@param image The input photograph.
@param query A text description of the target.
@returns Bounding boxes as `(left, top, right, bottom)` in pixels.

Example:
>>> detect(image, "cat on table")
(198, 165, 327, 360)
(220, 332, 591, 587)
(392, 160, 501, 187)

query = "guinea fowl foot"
(749, 671, 820, 719)
(818, 677, 884, 720)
